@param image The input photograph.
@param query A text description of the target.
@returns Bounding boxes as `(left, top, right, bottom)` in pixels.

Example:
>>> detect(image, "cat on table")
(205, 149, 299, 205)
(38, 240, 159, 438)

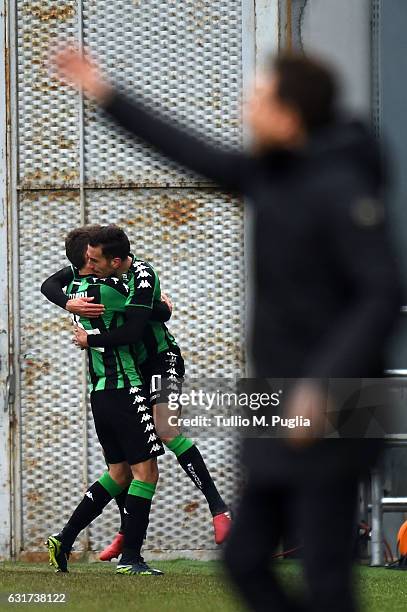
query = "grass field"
(1, 559, 407, 611)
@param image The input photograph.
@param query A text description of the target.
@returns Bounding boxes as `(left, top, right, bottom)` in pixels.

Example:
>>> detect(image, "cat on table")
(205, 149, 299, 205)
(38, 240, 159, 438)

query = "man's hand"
(284, 381, 331, 448)
(73, 325, 89, 349)
(161, 292, 173, 313)
(53, 45, 112, 102)
(66, 297, 105, 318)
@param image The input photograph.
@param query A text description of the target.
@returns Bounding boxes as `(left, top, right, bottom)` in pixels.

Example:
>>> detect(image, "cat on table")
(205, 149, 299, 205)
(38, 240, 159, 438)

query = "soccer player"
(42, 226, 172, 562)
(44, 227, 167, 576)
(42, 225, 231, 559)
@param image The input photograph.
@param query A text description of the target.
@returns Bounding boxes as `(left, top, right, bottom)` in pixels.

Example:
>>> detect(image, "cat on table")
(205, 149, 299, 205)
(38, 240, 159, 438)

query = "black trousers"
(224, 474, 359, 612)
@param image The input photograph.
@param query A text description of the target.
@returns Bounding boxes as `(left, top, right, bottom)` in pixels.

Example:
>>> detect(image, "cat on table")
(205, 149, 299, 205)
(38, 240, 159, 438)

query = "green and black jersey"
(125, 256, 178, 364)
(67, 273, 143, 392)
(67, 256, 178, 390)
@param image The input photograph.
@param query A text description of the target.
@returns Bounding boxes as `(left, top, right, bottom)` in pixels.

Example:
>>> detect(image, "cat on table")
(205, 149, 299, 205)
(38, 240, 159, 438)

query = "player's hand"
(66, 297, 105, 318)
(53, 44, 112, 102)
(284, 381, 329, 448)
(161, 292, 173, 313)
(73, 325, 89, 349)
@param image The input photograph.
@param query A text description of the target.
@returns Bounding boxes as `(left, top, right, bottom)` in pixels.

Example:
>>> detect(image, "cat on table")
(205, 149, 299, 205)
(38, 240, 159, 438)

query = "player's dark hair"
(273, 54, 337, 132)
(65, 225, 101, 269)
(88, 225, 130, 261)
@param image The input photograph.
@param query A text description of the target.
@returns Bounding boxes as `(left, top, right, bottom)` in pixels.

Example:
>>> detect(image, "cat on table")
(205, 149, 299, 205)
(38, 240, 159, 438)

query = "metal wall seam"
(371, 0, 382, 139)
(254, 0, 280, 68)
(241, 0, 255, 378)
(8, 0, 22, 559)
(77, 0, 86, 220)
(0, 0, 11, 560)
(76, 0, 90, 554)
(243, 0, 279, 376)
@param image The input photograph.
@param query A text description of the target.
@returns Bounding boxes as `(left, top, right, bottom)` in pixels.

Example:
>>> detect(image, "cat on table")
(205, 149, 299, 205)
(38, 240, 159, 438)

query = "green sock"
(165, 434, 194, 457)
(98, 471, 126, 498)
(121, 480, 157, 562)
(128, 479, 156, 500)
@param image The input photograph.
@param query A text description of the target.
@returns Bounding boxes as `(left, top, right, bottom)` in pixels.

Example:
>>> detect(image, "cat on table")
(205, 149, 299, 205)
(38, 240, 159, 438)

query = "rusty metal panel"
(85, 188, 245, 551)
(14, 0, 249, 556)
(18, 191, 86, 550)
(16, 1, 80, 189)
(82, 0, 243, 187)
(85, 189, 246, 377)
(17, 185, 245, 552)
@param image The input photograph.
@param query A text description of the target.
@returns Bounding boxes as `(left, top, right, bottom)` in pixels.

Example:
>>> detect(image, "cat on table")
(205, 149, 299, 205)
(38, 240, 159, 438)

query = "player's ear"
(111, 257, 121, 270)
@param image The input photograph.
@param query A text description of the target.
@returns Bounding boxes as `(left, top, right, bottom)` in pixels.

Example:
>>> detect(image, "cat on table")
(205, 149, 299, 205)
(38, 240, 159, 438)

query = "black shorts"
(140, 347, 185, 405)
(90, 386, 165, 465)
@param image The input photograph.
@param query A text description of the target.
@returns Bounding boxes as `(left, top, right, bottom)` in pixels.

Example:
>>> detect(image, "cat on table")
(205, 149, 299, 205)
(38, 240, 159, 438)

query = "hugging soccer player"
(42, 224, 231, 565)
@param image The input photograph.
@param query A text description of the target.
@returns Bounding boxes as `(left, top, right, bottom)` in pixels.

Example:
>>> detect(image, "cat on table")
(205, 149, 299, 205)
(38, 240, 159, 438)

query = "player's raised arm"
(41, 266, 105, 318)
(53, 46, 251, 193)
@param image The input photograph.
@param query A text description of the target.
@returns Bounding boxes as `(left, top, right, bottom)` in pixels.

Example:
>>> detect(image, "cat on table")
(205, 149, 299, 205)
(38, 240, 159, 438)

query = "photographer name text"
(168, 415, 311, 429)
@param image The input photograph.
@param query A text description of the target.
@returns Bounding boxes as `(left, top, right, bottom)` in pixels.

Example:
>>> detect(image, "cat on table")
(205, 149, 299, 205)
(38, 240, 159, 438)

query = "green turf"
(0, 560, 406, 611)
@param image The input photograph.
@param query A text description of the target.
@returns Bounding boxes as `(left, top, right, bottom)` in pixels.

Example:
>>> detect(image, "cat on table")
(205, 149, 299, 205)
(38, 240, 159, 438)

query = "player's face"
(248, 74, 304, 149)
(87, 245, 119, 277)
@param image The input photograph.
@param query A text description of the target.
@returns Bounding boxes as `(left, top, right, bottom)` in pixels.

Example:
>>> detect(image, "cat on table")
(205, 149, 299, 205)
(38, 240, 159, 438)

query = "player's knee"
(154, 418, 180, 441)
(131, 459, 159, 484)
(111, 473, 129, 489)
(108, 464, 130, 488)
(148, 459, 159, 484)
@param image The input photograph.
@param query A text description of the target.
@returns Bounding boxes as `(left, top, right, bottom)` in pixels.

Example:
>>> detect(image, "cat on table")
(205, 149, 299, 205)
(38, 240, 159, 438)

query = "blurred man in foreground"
(54, 49, 401, 610)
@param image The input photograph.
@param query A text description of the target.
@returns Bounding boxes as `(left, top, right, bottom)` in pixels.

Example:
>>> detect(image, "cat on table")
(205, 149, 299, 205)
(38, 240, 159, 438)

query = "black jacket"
(103, 92, 401, 379)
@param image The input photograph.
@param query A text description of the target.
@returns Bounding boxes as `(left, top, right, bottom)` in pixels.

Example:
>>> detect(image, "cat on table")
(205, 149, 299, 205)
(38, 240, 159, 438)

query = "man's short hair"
(88, 225, 130, 261)
(273, 54, 337, 132)
(65, 225, 101, 269)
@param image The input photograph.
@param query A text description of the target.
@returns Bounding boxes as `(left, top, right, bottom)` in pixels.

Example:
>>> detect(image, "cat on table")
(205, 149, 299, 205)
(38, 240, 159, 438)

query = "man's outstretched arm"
(54, 47, 252, 193)
(102, 91, 251, 193)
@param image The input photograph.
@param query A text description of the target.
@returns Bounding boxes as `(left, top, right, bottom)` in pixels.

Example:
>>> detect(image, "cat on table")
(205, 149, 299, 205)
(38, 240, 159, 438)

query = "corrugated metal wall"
(15, 0, 251, 555)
